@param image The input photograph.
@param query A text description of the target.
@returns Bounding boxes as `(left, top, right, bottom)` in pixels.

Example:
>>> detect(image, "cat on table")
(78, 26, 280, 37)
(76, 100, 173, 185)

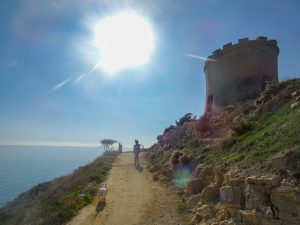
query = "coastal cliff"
(0, 152, 118, 225)
(146, 78, 300, 225)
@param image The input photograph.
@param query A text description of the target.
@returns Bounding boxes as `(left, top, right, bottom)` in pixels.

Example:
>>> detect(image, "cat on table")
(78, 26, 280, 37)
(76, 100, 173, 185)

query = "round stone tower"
(204, 36, 279, 113)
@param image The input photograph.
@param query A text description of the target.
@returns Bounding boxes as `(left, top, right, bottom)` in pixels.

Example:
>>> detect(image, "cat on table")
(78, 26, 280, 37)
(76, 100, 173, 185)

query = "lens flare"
(172, 164, 193, 189)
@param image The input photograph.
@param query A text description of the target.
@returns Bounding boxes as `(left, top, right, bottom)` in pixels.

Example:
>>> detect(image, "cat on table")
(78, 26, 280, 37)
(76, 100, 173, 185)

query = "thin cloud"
(185, 53, 216, 62)
(51, 78, 70, 92)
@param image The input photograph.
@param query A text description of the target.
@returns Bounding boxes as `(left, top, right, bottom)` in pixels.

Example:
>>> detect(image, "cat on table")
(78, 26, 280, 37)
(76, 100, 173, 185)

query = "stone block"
(245, 184, 268, 210)
(220, 185, 243, 208)
(271, 185, 300, 223)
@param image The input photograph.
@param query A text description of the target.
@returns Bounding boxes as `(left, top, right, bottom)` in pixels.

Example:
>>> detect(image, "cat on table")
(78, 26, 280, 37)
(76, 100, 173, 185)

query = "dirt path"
(67, 152, 183, 225)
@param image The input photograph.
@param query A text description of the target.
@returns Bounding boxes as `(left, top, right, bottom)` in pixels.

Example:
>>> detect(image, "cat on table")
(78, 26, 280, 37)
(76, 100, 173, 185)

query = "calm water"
(0, 145, 104, 208)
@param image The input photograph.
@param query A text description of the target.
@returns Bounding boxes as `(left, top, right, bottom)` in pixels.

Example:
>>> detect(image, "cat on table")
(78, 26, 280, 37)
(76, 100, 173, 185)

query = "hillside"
(146, 78, 300, 225)
(0, 152, 118, 225)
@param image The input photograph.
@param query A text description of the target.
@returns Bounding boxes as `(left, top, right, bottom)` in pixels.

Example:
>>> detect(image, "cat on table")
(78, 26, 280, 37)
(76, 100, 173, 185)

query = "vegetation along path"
(67, 152, 183, 225)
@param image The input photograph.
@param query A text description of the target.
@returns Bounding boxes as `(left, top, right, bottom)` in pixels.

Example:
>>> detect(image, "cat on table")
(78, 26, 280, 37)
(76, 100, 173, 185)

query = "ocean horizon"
(0, 145, 105, 208)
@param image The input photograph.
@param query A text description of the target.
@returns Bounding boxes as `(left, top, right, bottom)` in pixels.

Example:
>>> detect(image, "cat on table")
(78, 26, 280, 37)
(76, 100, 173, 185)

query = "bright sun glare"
(93, 11, 155, 74)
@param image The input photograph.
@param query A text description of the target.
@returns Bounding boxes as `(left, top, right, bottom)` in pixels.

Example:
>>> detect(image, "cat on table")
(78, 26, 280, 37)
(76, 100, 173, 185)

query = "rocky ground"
(146, 78, 300, 225)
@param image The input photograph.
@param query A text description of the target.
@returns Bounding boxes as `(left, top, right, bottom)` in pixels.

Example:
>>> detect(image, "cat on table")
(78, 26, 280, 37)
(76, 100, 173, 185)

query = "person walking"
(133, 140, 143, 168)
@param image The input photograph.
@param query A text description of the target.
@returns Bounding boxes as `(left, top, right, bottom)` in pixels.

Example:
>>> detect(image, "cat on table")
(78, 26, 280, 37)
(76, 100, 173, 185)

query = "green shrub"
(176, 193, 186, 216)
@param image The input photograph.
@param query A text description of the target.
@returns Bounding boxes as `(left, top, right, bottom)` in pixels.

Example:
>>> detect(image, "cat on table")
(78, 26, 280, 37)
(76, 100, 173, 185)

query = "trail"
(67, 152, 183, 225)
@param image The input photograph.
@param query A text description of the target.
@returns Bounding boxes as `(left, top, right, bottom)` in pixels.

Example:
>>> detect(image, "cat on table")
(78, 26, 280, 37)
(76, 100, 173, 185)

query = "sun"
(93, 11, 155, 74)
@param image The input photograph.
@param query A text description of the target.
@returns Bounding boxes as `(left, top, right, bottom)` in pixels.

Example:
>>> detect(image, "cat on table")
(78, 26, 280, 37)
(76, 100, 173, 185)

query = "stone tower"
(204, 36, 279, 113)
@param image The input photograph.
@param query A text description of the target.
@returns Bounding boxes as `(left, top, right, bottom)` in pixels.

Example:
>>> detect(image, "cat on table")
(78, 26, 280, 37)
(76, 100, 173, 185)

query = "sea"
(0, 145, 104, 208)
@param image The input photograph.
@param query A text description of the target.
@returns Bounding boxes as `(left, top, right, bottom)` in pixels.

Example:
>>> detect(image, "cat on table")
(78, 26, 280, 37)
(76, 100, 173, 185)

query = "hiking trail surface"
(67, 152, 184, 225)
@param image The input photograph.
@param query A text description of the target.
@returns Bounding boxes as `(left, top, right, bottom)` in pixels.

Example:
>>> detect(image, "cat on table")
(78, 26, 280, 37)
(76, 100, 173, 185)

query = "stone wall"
(204, 37, 279, 113)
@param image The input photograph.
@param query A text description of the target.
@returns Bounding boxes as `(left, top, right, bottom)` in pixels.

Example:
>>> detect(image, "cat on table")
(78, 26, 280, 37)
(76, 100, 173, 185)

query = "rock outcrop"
(185, 168, 300, 225)
(146, 78, 300, 225)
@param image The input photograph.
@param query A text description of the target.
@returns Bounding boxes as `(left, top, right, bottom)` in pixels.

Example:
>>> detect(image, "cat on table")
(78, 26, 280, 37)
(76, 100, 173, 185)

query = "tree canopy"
(100, 139, 117, 151)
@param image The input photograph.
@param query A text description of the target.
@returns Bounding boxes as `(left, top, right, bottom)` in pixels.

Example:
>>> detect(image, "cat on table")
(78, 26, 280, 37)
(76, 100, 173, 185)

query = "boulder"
(245, 175, 281, 191)
(260, 218, 282, 225)
(240, 209, 261, 225)
(220, 185, 243, 208)
(171, 157, 179, 165)
(219, 219, 237, 225)
(291, 102, 300, 109)
(240, 207, 281, 225)
(217, 219, 240, 225)
(213, 168, 224, 188)
(211, 222, 220, 225)
(291, 91, 298, 97)
(196, 164, 215, 182)
(196, 204, 215, 219)
(223, 207, 241, 221)
(190, 204, 216, 224)
(171, 150, 183, 165)
(186, 193, 202, 210)
(161, 162, 173, 177)
(271, 185, 300, 224)
(261, 206, 273, 219)
(190, 212, 203, 224)
(185, 178, 208, 197)
(245, 184, 269, 210)
(201, 184, 220, 203)
(224, 174, 246, 186)
(294, 184, 300, 192)
(179, 154, 190, 164)
(220, 220, 229, 225)
(271, 150, 295, 171)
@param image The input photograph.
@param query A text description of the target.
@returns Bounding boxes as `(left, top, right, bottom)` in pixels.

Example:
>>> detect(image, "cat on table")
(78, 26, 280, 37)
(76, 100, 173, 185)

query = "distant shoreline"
(0, 143, 100, 148)
(0, 144, 136, 150)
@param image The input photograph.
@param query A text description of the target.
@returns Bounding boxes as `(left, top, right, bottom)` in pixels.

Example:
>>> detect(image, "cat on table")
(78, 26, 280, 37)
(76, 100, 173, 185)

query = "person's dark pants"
(134, 153, 140, 167)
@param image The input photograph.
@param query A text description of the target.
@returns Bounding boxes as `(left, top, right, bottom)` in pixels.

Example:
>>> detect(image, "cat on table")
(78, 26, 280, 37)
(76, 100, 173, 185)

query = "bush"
(219, 131, 236, 149)
(230, 118, 252, 135)
(196, 114, 211, 134)
(164, 125, 176, 134)
(176, 113, 194, 126)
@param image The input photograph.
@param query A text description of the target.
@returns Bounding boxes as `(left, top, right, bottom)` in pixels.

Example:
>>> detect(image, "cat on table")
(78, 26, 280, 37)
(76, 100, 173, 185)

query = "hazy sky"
(0, 0, 299, 147)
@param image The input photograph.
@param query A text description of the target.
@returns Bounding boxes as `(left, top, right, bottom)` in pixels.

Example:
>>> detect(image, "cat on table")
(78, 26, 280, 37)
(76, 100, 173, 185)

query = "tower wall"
(204, 37, 279, 113)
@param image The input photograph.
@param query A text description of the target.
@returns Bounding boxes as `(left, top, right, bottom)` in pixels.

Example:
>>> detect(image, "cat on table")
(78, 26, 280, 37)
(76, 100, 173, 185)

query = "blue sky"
(0, 0, 299, 147)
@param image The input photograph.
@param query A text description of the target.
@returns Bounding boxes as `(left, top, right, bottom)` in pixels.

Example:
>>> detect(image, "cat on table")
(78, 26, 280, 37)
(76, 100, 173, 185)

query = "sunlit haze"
(0, 0, 299, 147)
(93, 11, 155, 74)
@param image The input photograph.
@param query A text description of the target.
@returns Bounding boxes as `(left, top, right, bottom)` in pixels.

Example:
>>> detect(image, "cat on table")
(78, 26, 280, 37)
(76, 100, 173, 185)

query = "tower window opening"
(206, 94, 214, 112)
